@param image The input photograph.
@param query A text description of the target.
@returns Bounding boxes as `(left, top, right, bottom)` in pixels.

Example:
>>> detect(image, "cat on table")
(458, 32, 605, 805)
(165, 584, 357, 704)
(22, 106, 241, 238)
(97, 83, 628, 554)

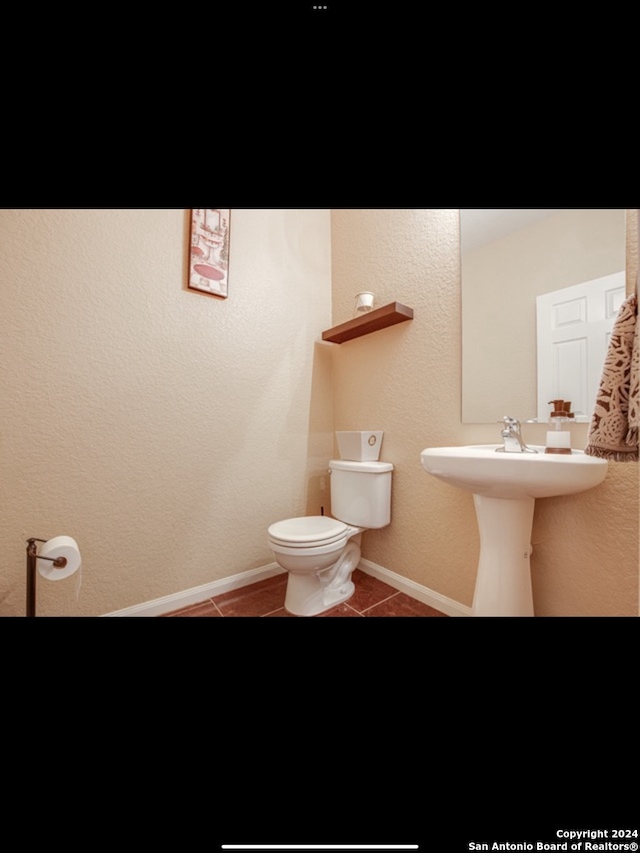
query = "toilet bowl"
(268, 458, 393, 616)
(268, 516, 363, 616)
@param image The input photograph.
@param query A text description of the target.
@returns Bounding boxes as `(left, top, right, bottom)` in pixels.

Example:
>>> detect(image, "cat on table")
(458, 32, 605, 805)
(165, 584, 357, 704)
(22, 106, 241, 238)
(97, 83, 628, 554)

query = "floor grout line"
(359, 590, 401, 615)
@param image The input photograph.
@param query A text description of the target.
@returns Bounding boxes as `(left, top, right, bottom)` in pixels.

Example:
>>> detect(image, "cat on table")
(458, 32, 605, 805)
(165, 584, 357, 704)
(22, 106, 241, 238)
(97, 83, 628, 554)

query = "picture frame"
(188, 209, 231, 298)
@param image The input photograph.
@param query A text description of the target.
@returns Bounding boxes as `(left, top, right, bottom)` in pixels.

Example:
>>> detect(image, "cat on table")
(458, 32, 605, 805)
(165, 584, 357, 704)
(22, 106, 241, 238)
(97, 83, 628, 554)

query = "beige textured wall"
(331, 209, 639, 617)
(0, 209, 332, 616)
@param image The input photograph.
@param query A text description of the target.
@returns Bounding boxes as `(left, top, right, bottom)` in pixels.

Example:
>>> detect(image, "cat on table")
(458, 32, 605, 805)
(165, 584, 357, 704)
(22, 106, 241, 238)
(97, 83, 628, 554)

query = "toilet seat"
(268, 516, 348, 549)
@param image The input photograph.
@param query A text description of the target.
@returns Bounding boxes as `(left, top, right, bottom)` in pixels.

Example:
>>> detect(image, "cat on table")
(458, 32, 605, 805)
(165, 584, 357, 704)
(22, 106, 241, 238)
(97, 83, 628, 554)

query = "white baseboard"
(102, 563, 284, 617)
(103, 558, 471, 618)
(358, 558, 472, 617)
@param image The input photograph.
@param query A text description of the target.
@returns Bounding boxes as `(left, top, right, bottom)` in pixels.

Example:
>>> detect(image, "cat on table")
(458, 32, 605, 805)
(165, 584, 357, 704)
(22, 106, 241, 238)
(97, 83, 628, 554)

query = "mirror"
(461, 209, 627, 424)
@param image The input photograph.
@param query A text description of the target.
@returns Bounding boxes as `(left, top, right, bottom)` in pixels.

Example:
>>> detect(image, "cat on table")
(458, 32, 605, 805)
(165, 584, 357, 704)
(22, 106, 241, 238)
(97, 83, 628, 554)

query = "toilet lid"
(268, 516, 348, 546)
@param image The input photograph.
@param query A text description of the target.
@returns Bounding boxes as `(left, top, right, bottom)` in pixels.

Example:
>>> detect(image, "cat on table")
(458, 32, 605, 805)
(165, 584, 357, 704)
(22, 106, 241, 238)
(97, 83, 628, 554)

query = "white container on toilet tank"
(336, 430, 384, 462)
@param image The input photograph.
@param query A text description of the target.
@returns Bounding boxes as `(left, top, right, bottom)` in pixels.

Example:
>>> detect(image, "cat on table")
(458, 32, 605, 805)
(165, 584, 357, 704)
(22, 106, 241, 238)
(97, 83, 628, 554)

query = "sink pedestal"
(472, 495, 535, 617)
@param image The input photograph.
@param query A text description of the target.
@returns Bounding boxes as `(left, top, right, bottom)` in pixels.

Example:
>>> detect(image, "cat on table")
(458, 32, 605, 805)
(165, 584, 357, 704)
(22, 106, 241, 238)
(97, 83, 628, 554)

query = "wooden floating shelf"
(322, 302, 414, 345)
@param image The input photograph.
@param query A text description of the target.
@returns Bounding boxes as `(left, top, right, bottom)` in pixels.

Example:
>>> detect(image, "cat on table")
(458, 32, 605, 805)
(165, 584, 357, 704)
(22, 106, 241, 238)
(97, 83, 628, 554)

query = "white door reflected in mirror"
(536, 271, 626, 422)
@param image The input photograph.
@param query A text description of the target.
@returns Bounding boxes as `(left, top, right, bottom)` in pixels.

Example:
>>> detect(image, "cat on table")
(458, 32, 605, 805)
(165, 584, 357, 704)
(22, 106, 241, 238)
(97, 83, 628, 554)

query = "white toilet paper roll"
(38, 536, 82, 581)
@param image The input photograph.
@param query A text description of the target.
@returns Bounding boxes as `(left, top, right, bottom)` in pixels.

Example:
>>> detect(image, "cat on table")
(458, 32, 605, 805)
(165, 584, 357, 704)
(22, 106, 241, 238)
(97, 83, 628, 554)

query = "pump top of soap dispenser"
(548, 399, 575, 419)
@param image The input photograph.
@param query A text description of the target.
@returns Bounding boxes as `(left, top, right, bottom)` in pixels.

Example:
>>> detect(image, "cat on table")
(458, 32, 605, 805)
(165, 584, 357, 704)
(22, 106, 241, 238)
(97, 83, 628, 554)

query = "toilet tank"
(329, 460, 393, 528)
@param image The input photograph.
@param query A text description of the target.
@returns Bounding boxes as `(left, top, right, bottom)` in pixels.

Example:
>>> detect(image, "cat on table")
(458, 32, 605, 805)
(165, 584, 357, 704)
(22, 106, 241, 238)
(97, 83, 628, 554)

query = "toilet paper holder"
(26, 537, 68, 618)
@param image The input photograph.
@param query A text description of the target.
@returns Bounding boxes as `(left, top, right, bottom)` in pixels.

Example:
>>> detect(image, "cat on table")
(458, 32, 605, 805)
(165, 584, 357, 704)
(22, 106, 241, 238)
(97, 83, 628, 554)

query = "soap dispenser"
(545, 400, 574, 455)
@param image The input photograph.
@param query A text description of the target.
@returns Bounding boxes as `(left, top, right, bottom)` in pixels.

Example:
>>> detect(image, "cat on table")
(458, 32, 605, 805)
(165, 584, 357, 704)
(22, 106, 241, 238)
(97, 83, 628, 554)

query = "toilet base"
(284, 540, 360, 617)
(285, 575, 355, 617)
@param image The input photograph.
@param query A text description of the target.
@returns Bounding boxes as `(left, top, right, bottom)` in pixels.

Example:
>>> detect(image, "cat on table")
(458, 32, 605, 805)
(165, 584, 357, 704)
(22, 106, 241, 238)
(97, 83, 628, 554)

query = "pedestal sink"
(420, 445, 608, 617)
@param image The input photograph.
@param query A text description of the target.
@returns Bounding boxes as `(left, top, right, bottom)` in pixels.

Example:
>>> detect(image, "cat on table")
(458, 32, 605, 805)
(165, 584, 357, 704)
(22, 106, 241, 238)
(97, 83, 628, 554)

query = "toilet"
(268, 458, 393, 616)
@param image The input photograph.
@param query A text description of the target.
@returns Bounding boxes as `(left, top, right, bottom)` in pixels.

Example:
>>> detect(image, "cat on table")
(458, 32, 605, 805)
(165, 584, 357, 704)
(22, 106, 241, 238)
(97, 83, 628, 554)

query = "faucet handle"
(500, 416, 521, 431)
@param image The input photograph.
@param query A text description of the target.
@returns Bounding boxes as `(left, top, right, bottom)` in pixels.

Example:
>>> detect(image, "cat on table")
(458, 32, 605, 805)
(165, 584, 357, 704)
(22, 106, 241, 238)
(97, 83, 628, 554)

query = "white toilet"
(268, 458, 393, 616)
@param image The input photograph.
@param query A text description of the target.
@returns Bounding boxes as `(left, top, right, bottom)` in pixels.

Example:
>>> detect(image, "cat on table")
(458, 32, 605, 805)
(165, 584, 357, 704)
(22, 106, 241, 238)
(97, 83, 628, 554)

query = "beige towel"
(585, 293, 639, 461)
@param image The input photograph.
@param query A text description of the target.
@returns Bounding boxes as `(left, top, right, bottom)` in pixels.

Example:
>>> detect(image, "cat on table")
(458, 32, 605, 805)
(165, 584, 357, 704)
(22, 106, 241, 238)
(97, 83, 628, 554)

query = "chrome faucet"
(496, 416, 538, 454)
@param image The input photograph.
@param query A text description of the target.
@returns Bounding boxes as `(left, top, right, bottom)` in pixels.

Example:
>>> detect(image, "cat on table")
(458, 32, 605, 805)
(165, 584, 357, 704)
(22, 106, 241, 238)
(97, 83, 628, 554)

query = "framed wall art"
(189, 209, 231, 298)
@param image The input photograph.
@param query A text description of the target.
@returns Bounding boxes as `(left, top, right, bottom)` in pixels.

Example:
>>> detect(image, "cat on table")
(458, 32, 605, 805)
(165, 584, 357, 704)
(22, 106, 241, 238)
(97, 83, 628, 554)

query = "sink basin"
(420, 444, 608, 617)
(420, 444, 608, 500)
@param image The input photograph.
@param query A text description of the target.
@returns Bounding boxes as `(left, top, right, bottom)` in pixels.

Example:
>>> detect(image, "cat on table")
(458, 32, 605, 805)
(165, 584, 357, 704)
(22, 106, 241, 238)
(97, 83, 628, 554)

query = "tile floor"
(164, 569, 448, 617)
